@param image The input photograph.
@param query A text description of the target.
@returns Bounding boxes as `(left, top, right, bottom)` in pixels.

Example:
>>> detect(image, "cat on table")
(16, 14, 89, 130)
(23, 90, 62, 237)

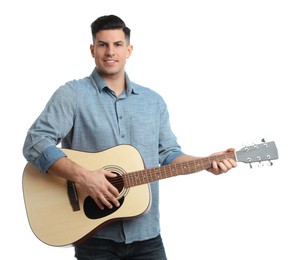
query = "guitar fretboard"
(123, 152, 236, 188)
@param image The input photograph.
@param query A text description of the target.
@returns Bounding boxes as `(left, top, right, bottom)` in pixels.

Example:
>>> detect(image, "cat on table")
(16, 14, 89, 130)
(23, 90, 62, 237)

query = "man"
(23, 15, 237, 260)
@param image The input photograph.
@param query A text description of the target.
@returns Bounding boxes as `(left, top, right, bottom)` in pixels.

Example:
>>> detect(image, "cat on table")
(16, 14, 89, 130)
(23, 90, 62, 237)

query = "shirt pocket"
(129, 115, 158, 147)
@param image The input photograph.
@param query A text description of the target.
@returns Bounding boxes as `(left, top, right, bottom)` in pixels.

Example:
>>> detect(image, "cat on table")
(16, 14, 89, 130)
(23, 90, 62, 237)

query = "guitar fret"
(153, 168, 160, 181)
(202, 157, 212, 169)
(187, 161, 197, 173)
(142, 171, 148, 183)
(169, 165, 176, 176)
(160, 166, 165, 179)
(133, 171, 139, 185)
(195, 160, 204, 171)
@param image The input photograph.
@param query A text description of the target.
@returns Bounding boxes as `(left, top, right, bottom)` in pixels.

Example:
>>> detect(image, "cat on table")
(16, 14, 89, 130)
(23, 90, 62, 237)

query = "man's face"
(90, 29, 133, 78)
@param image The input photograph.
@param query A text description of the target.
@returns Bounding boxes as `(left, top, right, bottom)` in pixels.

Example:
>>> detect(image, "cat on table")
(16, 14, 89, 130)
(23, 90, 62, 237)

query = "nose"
(106, 44, 115, 56)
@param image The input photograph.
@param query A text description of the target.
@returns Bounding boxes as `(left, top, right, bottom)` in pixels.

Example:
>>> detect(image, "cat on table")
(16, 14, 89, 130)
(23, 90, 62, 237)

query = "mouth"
(104, 59, 118, 65)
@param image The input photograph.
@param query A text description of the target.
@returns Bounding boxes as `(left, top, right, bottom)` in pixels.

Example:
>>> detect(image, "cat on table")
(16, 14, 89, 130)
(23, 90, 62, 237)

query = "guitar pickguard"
(84, 196, 125, 219)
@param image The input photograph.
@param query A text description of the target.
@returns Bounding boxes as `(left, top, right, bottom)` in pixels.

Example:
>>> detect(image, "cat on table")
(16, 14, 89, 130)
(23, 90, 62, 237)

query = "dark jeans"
(74, 234, 167, 260)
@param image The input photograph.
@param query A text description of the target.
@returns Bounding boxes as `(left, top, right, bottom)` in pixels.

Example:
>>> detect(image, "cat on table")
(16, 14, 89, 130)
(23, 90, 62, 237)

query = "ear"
(90, 44, 95, 57)
(127, 45, 133, 58)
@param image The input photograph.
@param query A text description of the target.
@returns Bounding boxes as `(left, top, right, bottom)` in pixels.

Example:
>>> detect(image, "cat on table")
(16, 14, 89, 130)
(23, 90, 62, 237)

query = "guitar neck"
(123, 152, 236, 188)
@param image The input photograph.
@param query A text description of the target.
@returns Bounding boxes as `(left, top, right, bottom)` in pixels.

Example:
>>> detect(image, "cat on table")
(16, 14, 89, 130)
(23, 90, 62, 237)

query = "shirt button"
(121, 134, 125, 138)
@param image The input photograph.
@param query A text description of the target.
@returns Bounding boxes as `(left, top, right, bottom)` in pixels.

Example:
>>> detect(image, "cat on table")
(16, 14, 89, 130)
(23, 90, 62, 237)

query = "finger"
(99, 191, 120, 209)
(107, 184, 119, 197)
(98, 194, 114, 209)
(222, 158, 237, 169)
(94, 198, 105, 210)
(221, 159, 233, 170)
(211, 161, 221, 175)
(217, 162, 228, 173)
(212, 161, 229, 174)
(229, 159, 237, 167)
(104, 192, 120, 208)
(104, 170, 117, 178)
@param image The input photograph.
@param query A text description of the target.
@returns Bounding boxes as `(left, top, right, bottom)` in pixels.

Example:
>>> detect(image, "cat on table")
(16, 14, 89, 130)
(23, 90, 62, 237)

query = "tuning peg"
(261, 138, 266, 143)
(266, 155, 273, 166)
(249, 162, 252, 169)
(242, 142, 249, 149)
(258, 161, 264, 168)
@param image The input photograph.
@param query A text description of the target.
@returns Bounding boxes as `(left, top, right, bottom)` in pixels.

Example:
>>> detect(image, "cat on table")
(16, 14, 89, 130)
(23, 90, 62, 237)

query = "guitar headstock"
(236, 140, 278, 167)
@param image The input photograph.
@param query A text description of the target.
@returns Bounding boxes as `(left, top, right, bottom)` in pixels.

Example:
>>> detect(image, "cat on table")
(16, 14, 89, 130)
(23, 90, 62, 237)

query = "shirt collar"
(90, 68, 139, 95)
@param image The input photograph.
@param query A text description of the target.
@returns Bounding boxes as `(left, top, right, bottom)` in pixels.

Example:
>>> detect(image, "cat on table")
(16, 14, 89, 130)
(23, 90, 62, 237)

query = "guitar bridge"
(67, 181, 80, 211)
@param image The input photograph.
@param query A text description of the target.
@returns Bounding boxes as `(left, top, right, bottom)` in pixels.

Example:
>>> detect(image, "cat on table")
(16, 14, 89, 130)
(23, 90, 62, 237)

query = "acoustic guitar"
(22, 141, 278, 247)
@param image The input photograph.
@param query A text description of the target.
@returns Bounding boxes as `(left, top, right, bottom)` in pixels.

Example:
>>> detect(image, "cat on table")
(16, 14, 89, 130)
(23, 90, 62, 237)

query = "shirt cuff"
(34, 146, 67, 173)
(161, 151, 185, 166)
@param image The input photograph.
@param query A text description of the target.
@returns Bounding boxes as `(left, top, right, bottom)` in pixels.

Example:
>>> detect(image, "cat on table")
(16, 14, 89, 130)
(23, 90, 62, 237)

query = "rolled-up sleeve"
(22, 83, 76, 172)
(33, 146, 66, 172)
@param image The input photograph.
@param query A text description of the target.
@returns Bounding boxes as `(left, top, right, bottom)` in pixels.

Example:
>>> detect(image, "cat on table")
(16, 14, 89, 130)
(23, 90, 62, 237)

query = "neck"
(100, 72, 126, 97)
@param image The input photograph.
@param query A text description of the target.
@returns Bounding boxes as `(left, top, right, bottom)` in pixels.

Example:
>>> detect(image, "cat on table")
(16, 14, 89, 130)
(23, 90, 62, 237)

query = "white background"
(1, 0, 291, 259)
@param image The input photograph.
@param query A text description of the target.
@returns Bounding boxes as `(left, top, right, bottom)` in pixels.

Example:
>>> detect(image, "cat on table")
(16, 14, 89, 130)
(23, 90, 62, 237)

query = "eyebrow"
(96, 40, 124, 45)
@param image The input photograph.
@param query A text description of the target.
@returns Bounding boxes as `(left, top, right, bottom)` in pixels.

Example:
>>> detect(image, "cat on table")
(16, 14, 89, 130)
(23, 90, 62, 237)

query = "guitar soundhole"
(84, 196, 124, 219)
(107, 173, 124, 193)
(84, 170, 126, 219)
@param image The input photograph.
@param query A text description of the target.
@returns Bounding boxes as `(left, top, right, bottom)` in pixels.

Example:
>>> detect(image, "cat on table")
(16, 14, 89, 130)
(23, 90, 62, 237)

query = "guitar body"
(22, 145, 151, 247)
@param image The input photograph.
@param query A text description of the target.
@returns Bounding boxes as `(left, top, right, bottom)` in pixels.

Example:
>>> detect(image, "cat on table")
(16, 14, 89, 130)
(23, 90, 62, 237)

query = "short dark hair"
(91, 15, 131, 44)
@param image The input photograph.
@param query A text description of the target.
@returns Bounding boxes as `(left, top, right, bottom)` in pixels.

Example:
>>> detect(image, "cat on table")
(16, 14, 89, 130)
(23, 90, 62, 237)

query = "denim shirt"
(23, 68, 184, 244)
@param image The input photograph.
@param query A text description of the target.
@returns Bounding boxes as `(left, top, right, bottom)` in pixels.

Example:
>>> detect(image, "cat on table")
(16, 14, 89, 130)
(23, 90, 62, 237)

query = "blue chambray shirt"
(23, 68, 184, 244)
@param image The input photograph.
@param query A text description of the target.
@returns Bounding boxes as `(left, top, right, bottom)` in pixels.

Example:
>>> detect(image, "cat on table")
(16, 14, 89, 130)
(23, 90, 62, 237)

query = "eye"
(115, 42, 124, 47)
